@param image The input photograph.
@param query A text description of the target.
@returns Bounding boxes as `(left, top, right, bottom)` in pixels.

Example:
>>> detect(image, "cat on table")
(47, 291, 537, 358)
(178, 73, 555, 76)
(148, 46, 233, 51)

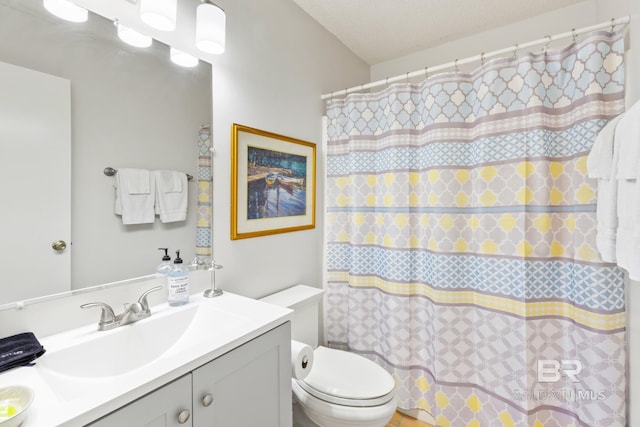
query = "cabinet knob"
(177, 409, 191, 424)
(202, 393, 214, 407)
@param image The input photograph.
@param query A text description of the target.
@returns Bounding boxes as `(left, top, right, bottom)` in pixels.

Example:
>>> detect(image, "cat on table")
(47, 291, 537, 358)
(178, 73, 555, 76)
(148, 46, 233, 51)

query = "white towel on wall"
(114, 168, 155, 224)
(587, 114, 623, 179)
(153, 170, 188, 223)
(588, 116, 622, 262)
(615, 178, 640, 280)
(615, 110, 640, 280)
(615, 101, 640, 179)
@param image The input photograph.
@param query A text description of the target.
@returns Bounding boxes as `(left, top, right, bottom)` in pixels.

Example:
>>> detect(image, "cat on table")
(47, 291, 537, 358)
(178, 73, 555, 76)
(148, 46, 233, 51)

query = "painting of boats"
(246, 146, 307, 219)
(231, 123, 316, 240)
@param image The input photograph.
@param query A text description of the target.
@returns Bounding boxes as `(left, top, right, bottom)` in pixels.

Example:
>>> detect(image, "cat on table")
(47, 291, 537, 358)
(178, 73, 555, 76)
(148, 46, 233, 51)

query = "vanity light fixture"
(170, 47, 199, 68)
(196, 1, 225, 54)
(42, 0, 88, 23)
(115, 21, 152, 48)
(140, 0, 177, 31)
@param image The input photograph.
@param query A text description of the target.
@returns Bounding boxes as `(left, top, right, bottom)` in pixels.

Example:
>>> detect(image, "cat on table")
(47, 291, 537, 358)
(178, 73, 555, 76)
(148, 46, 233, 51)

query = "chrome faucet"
(81, 286, 163, 331)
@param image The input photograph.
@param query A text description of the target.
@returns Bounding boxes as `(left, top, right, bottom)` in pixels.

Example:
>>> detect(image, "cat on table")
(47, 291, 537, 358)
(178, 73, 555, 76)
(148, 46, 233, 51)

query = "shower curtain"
(325, 30, 626, 426)
(195, 127, 213, 263)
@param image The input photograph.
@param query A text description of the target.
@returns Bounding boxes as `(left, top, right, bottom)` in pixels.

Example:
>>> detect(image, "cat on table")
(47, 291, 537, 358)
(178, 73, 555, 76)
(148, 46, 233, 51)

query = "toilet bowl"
(292, 346, 397, 427)
(260, 285, 397, 427)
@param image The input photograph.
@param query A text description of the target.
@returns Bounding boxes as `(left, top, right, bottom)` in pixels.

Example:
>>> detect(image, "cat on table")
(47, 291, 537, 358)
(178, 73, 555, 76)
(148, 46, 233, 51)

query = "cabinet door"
(88, 374, 193, 427)
(192, 323, 292, 427)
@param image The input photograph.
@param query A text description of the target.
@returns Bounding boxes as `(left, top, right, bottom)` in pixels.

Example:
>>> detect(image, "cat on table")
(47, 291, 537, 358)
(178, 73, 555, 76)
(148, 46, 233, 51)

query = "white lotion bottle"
(167, 250, 189, 306)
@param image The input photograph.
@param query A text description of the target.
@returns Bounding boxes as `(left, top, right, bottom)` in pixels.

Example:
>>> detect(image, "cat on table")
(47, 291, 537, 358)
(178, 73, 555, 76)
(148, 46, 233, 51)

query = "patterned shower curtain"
(325, 30, 626, 426)
(195, 127, 213, 263)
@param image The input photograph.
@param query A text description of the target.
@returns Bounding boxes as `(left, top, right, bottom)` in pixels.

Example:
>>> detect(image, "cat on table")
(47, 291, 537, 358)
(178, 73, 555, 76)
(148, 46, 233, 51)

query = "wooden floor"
(385, 411, 434, 427)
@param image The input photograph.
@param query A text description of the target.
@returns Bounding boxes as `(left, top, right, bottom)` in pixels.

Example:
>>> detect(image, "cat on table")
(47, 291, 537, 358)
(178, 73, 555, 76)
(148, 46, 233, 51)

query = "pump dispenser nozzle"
(174, 250, 183, 264)
(158, 248, 170, 261)
(156, 248, 172, 278)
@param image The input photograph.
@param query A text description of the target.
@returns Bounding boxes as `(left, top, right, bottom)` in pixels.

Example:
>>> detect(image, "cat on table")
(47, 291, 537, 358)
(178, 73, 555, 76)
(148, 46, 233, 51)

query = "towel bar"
(104, 166, 193, 181)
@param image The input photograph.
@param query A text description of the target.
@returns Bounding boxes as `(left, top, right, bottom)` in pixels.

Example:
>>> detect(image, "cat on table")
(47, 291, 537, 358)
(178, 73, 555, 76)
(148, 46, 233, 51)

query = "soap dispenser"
(156, 248, 172, 278)
(167, 250, 189, 306)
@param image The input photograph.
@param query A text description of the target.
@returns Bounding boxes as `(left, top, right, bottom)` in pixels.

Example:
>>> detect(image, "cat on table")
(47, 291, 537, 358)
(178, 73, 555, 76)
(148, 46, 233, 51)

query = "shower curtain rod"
(321, 16, 630, 100)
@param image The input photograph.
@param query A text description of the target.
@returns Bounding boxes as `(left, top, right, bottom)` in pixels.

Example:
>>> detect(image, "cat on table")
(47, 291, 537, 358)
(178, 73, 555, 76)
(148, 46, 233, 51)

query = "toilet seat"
(298, 346, 395, 407)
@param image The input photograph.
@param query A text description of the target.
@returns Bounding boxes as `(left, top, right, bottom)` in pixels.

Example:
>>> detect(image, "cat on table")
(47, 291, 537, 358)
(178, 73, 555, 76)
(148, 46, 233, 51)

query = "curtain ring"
(406, 71, 410, 83)
(513, 43, 519, 60)
(571, 28, 577, 42)
(480, 52, 485, 66)
(454, 59, 459, 73)
(611, 18, 616, 32)
(424, 66, 429, 79)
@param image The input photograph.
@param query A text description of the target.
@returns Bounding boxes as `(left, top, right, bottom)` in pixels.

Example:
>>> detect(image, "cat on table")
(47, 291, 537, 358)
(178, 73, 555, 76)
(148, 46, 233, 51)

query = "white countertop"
(0, 292, 292, 427)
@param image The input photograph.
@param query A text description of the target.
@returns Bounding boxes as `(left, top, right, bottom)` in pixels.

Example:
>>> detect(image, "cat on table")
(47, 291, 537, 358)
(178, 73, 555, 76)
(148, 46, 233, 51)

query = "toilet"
(261, 285, 397, 427)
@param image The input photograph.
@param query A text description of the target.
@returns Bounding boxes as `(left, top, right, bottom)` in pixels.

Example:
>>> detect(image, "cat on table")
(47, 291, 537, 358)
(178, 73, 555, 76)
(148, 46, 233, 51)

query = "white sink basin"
(38, 302, 248, 379)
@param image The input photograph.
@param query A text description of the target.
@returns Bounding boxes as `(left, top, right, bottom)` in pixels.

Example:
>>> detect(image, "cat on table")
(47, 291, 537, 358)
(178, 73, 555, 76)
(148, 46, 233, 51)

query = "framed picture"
(231, 123, 316, 240)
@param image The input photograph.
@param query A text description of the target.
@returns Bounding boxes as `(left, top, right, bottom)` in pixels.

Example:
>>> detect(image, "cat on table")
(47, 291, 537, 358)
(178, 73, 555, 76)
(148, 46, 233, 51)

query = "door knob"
(51, 240, 67, 251)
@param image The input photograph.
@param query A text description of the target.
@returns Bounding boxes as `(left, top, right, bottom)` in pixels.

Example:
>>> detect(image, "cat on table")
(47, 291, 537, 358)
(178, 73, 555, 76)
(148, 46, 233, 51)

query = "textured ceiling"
(292, 0, 586, 65)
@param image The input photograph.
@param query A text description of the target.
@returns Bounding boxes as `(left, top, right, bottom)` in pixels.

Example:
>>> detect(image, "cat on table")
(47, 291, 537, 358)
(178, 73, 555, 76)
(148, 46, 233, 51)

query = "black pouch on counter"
(0, 332, 46, 373)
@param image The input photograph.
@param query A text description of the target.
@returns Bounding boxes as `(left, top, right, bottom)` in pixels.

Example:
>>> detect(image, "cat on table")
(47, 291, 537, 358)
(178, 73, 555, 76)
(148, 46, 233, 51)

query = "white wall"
(208, 0, 368, 299)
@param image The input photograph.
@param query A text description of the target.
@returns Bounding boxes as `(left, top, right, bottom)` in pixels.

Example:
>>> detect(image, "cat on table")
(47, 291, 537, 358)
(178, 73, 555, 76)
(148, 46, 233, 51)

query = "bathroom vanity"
(0, 292, 293, 427)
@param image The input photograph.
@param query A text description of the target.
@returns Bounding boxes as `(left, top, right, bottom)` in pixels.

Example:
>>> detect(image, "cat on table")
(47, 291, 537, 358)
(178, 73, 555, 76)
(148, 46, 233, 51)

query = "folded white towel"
(114, 168, 155, 224)
(153, 170, 188, 223)
(587, 114, 623, 179)
(156, 170, 183, 193)
(615, 101, 640, 179)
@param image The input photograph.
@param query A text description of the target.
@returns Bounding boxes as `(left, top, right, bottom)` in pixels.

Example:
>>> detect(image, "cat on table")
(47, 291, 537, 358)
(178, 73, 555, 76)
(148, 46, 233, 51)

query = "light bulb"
(140, 0, 177, 31)
(170, 47, 199, 68)
(116, 22, 152, 48)
(196, 2, 225, 54)
(43, 0, 88, 23)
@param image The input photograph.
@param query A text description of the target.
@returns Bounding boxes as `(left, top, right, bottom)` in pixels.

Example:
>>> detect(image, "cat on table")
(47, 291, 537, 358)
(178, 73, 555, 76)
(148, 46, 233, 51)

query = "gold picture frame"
(231, 123, 316, 240)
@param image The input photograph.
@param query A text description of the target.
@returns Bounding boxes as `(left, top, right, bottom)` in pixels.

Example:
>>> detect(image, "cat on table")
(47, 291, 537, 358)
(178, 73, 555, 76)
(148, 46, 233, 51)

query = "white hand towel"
(587, 114, 623, 179)
(114, 168, 155, 224)
(157, 169, 183, 193)
(153, 170, 188, 223)
(593, 121, 623, 262)
(615, 101, 640, 179)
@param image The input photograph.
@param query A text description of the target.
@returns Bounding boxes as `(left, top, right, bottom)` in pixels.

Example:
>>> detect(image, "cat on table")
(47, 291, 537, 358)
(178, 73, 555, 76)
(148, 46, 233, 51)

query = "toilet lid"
(300, 347, 395, 405)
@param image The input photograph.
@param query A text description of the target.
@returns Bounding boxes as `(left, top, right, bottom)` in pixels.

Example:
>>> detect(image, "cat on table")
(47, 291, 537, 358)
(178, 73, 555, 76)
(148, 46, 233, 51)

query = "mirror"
(0, 0, 212, 307)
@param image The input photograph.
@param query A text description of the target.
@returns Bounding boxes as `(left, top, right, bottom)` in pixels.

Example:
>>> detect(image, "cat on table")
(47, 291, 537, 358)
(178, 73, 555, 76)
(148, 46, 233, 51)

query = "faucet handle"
(137, 286, 163, 312)
(80, 302, 117, 327)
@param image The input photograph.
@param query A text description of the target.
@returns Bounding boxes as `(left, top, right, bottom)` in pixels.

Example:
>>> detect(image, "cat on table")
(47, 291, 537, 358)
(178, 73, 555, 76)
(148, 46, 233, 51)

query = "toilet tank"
(260, 285, 324, 347)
